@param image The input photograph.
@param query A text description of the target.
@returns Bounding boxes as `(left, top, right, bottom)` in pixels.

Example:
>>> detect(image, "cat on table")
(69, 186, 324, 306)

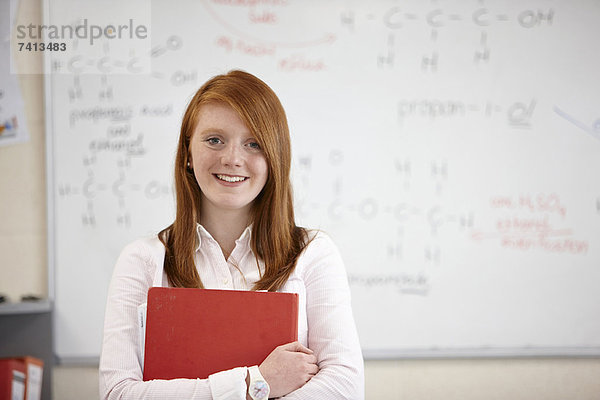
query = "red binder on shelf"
(142, 287, 298, 381)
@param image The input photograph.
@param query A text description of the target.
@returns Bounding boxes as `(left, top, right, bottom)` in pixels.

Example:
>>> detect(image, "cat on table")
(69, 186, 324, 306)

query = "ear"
(186, 133, 195, 171)
(186, 145, 193, 168)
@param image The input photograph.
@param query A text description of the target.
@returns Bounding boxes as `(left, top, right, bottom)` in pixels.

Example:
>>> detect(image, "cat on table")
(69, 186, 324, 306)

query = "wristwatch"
(248, 365, 270, 400)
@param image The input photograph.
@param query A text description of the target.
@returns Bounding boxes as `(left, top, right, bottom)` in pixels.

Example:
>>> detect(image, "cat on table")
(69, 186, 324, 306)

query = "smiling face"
(189, 102, 269, 219)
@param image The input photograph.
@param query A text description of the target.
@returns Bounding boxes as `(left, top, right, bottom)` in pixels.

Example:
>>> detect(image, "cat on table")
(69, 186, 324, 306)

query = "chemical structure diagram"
(57, 135, 174, 230)
(340, 4, 554, 71)
(53, 34, 198, 103)
(53, 34, 198, 230)
(55, 94, 179, 230)
(293, 149, 475, 270)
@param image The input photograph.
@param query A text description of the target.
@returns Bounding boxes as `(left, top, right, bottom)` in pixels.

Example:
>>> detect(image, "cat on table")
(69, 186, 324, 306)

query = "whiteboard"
(44, 0, 600, 362)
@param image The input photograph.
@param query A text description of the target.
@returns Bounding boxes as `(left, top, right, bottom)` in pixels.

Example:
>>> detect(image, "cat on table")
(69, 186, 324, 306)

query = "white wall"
(3, 1, 600, 399)
(0, 0, 47, 303)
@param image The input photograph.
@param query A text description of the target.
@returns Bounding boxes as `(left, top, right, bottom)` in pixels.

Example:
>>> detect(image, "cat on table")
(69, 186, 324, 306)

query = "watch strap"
(248, 365, 270, 400)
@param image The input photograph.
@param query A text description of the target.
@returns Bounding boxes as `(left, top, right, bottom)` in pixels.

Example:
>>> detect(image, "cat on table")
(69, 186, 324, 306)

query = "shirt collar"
(195, 223, 253, 252)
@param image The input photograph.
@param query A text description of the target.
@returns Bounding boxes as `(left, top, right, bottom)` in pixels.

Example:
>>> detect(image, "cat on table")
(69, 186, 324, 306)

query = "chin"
(215, 199, 253, 212)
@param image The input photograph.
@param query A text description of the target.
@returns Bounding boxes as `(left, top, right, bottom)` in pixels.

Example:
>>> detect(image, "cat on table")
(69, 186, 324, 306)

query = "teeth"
(216, 174, 246, 183)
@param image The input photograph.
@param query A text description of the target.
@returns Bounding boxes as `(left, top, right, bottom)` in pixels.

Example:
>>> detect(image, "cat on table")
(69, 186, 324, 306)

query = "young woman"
(99, 70, 364, 399)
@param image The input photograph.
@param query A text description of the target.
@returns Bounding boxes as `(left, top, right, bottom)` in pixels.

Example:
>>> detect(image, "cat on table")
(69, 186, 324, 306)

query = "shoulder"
(303, 229, 339, 255)
(297, 229, 345, 273)
(115, 235, 165, 273)
(120, 235, 164, 259)
(107, 235, 166, 296)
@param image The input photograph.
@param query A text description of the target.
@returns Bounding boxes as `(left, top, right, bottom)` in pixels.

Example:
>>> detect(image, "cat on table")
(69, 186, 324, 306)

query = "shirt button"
(223, 279, 229, 285)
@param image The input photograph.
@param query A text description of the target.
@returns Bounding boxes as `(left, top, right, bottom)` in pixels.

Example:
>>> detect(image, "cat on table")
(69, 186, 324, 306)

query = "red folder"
(0, 358, 26, 400)
(143, 287, 298, 381)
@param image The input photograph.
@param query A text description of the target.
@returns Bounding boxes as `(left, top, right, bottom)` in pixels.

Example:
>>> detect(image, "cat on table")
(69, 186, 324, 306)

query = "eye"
(205, 137, 223, 145)
(246, 141, 261, 150)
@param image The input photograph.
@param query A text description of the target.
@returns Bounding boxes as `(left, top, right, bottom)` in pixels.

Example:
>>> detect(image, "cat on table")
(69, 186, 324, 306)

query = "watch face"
(251, 380, 269, 398)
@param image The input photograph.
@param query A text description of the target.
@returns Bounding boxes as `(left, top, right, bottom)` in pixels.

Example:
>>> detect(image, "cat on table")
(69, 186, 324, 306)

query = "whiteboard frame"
(363, 347, 600, 360)
(42, 0, 58, 367)
(41, 0, 600, 365)
(43, 0, 54, 304)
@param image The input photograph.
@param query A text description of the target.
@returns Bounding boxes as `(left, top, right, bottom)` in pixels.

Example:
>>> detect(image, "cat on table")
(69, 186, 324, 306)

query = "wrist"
(247, 365, 270, 400)
(245, 370, 251, 400)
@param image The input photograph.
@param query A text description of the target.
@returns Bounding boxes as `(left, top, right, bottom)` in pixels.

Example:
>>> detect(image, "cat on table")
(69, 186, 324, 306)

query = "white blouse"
(99, 225, 364, 399)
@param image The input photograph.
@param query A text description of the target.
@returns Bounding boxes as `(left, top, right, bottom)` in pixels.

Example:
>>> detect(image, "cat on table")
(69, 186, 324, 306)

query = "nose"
(221, 143, 243, 167)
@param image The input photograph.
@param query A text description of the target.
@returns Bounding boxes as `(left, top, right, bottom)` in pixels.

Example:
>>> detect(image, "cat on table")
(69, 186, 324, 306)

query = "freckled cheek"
(192, 168, 204, 189)
(252, 157, 269, 185)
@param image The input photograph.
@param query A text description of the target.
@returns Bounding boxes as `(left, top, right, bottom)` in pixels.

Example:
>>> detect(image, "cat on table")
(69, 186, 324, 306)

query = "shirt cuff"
(208, 366, 248, 400)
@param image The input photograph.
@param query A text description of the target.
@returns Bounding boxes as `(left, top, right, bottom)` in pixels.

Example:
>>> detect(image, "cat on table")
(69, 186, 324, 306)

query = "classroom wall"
(0, 0, 46, 304)
(2, 1, 600, 399)
(52, 359, 600, 400)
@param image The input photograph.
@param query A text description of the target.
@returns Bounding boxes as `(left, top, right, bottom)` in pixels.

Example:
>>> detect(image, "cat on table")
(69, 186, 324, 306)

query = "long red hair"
(159, 70, 310, 291)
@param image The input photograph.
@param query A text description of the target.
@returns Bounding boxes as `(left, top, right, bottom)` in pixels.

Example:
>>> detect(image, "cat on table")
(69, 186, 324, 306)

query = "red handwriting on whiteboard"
(215, 36, 275, 56)
(278, 54, 326, 72)
(490, 193, 566, 217)
(249, 10, 277, 24)
(472, 193, 588, 255)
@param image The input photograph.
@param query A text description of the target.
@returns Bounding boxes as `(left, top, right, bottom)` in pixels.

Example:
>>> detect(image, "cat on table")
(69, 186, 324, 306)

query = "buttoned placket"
(193, 225, 229, 288)
(195, 224, 256, 290)
(227, 234, 253, 289)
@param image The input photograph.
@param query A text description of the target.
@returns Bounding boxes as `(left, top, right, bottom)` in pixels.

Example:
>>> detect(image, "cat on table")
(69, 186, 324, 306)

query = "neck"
(200, 204, 251, 260)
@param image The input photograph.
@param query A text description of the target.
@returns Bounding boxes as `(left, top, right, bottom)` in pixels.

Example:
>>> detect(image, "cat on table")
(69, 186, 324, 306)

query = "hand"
(258, 341, 319, 397)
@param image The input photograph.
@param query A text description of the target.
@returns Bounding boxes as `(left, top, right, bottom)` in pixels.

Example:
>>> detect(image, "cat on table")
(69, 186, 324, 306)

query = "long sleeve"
(282, 233, 365, 399)
(99, 238, 248, 400)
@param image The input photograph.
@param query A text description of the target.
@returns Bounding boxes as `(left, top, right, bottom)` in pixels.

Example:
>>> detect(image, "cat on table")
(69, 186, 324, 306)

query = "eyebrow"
(196, 128, 256, 141)
(196, 128, 226, 136)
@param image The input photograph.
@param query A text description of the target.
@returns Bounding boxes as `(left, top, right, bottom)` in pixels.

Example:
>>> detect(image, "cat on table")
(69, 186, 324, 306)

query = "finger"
(278, 341, 300, 351)
(303, 353, 318, 365)
(285, 341, 314, 354)
(306, 363, 319, 375)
